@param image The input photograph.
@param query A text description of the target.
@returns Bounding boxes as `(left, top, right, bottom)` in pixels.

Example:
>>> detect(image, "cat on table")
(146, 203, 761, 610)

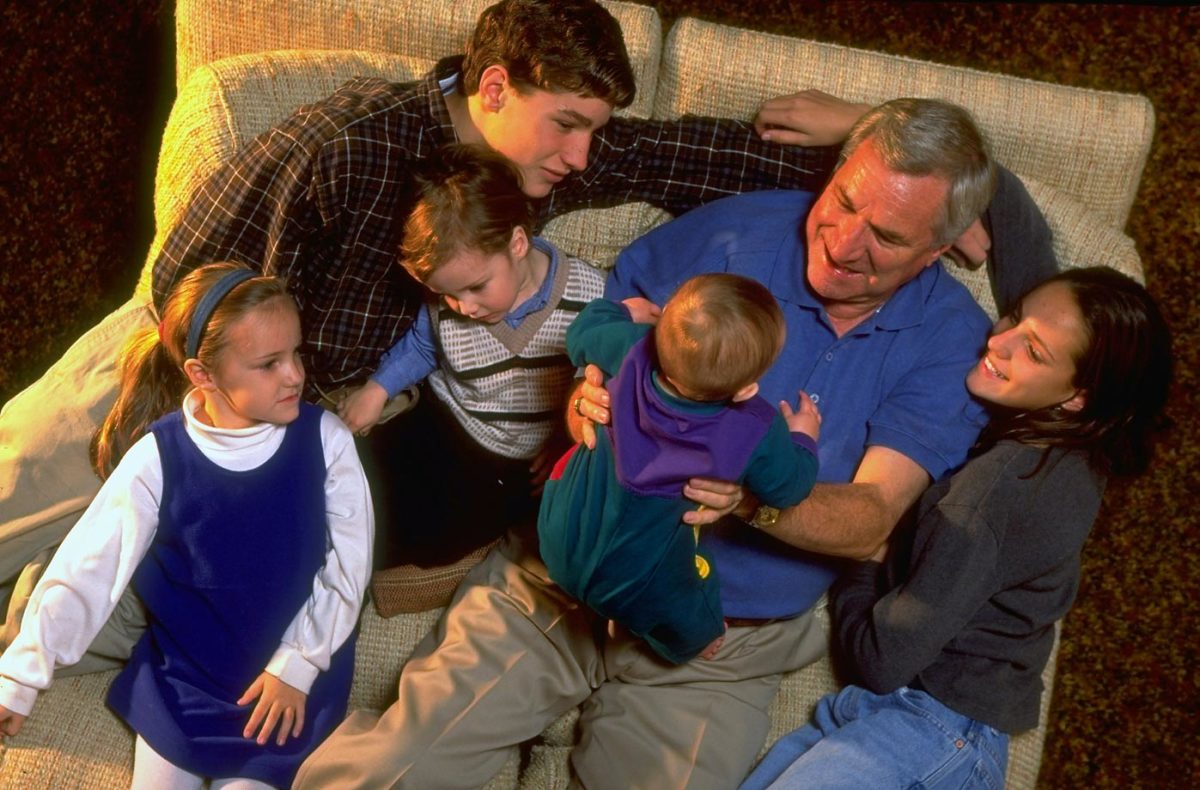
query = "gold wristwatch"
(749, 505, 781, 530)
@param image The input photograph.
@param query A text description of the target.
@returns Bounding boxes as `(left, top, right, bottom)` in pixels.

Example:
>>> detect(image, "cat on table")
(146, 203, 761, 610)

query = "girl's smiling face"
(966, 281, 1089, 413)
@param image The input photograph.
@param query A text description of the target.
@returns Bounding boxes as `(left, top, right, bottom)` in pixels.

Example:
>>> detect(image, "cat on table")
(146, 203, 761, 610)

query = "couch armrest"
(136, 49, 429, 300)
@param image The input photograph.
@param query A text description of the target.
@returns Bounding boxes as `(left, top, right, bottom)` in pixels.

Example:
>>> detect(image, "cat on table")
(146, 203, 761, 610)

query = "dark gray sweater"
(831, 441, 1105, 733)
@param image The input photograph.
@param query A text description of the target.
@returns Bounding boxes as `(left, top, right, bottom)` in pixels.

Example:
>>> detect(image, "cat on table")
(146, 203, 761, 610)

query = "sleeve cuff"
(0, 676, 38, 717)
(265, 646, 320, 694)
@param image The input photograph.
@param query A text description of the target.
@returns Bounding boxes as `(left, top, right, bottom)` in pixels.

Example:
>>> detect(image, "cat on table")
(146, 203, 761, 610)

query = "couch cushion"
(655, 17, 1153, 229)
(174, 0, 662, 120)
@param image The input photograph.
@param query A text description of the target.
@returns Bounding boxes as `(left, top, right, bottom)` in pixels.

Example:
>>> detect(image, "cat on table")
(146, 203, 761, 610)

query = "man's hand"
(781, 391, 821, 440)
(682, 477, 746, 526)
(569, 364, 611, 450)
(0, 704, 27, 739)
(238, 671, 307, 746)
(621, 297, 662, 325)
(337, 380, 388, 436)
(754, 89, 872, 146)
(945, 217, 992, 270)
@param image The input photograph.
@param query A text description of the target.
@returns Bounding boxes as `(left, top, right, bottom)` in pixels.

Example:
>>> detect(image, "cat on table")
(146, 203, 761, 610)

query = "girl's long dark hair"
(977, 266, 1172, 477)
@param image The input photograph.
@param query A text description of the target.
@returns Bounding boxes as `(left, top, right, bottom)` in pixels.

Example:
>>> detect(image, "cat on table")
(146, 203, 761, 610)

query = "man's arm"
(763, 446, 930, 560)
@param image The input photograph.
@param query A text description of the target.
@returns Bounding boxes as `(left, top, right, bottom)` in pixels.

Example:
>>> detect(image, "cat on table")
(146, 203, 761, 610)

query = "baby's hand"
(698, 631, 726, 661)
(780, 390, 821, 441)
(238, 671, 308, 746)
(621, 297, 662, 325)
(0, 704, 27, 739)
(337, 380, 389, 436)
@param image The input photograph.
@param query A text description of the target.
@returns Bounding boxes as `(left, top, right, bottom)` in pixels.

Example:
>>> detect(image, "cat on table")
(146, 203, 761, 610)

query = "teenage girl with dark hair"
(742, 266, 1172, 790)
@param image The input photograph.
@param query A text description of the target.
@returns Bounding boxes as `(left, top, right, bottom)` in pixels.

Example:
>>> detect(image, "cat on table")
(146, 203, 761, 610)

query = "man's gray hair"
(840, 98, 997, 246)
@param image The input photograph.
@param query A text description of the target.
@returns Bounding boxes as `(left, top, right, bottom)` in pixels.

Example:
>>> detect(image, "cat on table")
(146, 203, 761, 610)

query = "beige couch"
(0, 1, 1153, 788)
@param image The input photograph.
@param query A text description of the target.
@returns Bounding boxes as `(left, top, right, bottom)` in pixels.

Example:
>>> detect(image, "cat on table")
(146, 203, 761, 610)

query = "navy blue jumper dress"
(106, 403, 356, 787)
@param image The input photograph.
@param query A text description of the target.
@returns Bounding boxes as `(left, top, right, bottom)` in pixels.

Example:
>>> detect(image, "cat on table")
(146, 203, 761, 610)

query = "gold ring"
(573, 396, 586, 417)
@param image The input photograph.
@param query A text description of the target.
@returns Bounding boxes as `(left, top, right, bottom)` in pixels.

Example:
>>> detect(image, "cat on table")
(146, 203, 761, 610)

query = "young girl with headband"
(0, 263, 373, 789)
(741, 267, 1172, 789)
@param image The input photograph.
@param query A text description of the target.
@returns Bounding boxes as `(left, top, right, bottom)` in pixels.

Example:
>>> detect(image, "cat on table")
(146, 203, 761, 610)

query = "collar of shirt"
(502, 236, 560, 328)
(429, 56, 464, 143)
(181, 389, 286, 471)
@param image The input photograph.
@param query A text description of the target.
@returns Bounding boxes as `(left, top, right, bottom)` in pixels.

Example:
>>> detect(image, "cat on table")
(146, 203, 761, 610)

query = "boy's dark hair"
(461, 0, 636, 109)
(980, 266, 1173, 476)
(655, 273, 786, 402)
(401, 144, 535, 282)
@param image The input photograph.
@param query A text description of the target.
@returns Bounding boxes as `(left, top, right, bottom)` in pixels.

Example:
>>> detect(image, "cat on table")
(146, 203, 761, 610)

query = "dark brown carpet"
(1, 2, 1195, 787)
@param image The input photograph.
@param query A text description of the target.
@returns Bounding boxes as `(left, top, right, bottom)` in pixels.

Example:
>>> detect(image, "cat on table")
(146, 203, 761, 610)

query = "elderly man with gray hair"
(294, 98, 1015, 790)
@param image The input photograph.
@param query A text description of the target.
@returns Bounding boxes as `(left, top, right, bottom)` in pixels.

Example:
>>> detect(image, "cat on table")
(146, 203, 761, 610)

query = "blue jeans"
(741, 685, 1009, 790)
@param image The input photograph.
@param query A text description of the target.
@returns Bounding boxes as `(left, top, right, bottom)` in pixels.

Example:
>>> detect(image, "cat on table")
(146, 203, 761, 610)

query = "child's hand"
(238, 671, 308, 746)
(780, 390, 821, 441)
(337, 380, 389, 436)
(698, 630, 726, 661)
(621, 297, 662, 325)
(0, 704, 27, 739)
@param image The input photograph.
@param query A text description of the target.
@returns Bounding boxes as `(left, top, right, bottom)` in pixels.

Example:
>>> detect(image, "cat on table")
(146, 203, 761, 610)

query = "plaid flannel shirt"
(153, 57, 840, 391)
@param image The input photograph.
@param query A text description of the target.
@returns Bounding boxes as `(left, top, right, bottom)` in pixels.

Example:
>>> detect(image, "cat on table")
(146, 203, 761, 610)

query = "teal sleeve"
(741, 413, 819, 508)
(566, 298, 653, 377)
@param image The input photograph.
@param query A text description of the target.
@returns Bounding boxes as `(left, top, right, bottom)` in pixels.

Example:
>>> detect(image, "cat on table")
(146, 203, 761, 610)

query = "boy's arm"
(542, 114, 840, 221)
(566, 299, 652, 377)
(371, 304, 437, 397)
(267, 412, 373, 695)
(740, 413, 820, 509)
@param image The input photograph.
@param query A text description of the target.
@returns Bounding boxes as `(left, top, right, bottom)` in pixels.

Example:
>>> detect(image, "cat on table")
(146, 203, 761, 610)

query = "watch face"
(754, 505, 780, 528)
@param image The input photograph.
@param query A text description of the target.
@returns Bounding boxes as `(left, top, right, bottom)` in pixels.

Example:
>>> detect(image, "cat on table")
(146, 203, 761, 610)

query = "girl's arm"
(831, 470, 1007, 693)
(265, 411, 373, 695)
(0, 435, 162, 719)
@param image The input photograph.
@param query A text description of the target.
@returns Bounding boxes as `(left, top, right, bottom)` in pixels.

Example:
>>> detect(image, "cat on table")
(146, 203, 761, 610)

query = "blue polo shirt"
(606, 190, 990, 617)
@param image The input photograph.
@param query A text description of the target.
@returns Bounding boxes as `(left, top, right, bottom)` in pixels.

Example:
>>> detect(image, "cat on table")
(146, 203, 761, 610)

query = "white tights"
(132, 735, 276, 790)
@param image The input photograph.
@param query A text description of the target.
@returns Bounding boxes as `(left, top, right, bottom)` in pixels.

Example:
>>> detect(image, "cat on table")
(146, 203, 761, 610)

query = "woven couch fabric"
(174, 0, 662, 119)
(656, 17, 1153, 229)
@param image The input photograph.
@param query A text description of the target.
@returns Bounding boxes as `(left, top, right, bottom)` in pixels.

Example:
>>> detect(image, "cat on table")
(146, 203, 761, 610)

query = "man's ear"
(928, 242, 953, 268)
(509, 225, 530, 260)
(731, 382, 760, 403)
(477, 65, 510, 112)
(1061, 390, 1087, 413)
(183, 359, 216, 391)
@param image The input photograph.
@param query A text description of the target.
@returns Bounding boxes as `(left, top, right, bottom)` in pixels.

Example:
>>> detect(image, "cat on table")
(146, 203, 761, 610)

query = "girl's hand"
(781, 390, 821, 441)
(621, 297, 662, 325)
(338, 380, 388, 436)
(0, 704, 27, 739)
(682, 477, 747, 525)
(238, 671, 307, 746)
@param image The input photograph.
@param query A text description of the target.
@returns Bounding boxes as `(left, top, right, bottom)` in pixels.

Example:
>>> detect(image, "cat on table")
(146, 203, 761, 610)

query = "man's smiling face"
(805, 138, 952, 314)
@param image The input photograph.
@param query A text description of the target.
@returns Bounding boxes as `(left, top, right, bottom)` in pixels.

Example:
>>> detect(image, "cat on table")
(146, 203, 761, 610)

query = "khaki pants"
(295, 533, 830, 790)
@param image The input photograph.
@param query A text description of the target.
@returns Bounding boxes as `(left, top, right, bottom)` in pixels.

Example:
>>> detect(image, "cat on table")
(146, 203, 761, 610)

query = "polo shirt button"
(810, 394, 820, 404)
(824, 352, 833, 361)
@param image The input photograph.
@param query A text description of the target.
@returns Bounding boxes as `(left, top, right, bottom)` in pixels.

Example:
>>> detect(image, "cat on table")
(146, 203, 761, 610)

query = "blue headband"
(185, 269, 257, 359)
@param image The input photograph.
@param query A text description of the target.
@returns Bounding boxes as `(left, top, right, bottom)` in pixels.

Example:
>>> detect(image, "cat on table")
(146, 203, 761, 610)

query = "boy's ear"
(1061, 390, 1087, 413)
(477, 65, 509, 112)
(731, 382, 760, 403)
(509, 225, 530, 259)
(183, 359, 216, 391)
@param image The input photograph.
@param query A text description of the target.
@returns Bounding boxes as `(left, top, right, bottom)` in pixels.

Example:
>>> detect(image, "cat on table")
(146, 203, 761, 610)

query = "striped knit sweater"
(428, 252, 606, 459)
